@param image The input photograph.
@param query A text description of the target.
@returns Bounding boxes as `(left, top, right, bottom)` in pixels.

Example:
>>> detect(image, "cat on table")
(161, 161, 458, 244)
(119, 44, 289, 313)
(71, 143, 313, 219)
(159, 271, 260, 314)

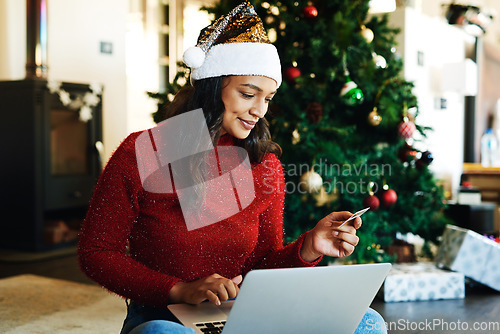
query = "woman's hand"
(301, 211, 362, 262)
(169, 273, 243, 306)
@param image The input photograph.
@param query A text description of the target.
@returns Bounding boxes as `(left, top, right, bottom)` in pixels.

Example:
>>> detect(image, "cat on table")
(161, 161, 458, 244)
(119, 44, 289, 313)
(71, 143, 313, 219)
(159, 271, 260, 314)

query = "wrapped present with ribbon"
(436, 224, 500, 292)
(379, 262, 465, 302)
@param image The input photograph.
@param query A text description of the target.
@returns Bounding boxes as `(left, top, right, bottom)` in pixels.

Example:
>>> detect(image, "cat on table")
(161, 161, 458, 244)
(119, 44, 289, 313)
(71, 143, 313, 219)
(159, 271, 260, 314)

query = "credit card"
(337, 207, 370, 228)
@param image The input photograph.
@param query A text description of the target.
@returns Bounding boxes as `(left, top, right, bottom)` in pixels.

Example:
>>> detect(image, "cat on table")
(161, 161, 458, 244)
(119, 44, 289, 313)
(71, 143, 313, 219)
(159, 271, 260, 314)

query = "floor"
(1, 251, 500, 334)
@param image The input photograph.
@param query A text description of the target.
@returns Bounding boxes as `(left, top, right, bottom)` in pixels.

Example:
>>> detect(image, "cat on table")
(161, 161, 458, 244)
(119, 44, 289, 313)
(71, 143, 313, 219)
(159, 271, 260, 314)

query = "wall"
(0, 0, 157, 161)
(387, 8, 470, 198)
(477, 40, 500, 162)
(0, 0, 25, 79)
(418, 0, 500, 46)
(126, 0, 161, 135)
(48, 0, 128, 160)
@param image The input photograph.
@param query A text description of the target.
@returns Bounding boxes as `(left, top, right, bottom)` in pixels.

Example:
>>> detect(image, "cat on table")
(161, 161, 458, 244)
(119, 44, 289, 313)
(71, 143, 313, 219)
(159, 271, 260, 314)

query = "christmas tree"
(153, 0, 449, 263)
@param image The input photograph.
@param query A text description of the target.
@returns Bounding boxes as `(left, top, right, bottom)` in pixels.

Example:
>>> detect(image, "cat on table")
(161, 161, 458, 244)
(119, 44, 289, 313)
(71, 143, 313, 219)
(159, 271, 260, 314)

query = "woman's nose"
(249, 100, 267, 118)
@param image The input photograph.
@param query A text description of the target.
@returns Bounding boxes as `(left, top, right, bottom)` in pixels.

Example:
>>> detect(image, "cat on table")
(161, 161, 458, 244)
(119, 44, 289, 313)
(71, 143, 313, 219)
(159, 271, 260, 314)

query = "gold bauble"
(361, 25, 374, 43)
(299, 170, 323, 193)
(314, 186, 339, 207)
(368, 107, 382, 126)
(314, 187, 329, 207)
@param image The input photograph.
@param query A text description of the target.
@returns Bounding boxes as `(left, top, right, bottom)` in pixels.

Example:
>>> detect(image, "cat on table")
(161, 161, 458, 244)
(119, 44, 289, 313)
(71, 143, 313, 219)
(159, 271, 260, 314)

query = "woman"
(78, 2, 387, 334)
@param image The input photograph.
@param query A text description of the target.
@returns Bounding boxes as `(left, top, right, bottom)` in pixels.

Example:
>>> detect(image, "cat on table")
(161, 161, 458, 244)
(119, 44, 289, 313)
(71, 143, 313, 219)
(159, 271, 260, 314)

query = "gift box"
(379, 262, 465, 302)
(435, 224, 500, 292)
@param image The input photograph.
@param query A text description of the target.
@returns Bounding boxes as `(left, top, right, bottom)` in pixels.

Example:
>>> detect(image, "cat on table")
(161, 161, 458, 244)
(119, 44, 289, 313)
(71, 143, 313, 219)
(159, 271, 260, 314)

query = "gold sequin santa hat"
(183, 1, 282, 87)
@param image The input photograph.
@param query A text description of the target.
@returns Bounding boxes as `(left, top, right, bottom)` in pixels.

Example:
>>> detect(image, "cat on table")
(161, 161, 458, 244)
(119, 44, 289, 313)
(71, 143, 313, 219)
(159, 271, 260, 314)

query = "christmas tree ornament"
(314, 187, 329, 207)
(340, 54, 364, 106)
(303, 5, 318, 19)
(416, 150, 434, 169)
(360, 25, 374, 43)
(314, 186, 339, 207)
(306, 101, 323, 124)
(398, 103, 416, 140)
(363, 182, 380, 211)
(380, 184, 397, 208)
(372, 52, 387, 69)
(284, 66, 301, 83)
(340, 76, 364, 106)
(367, 107, 382, 126)
(299, 170, 323, 193)
(419, 151, 434, 164)
(398, 116, 416, 140)
(363, 195, 380, 211)
(398, 143, 417, 163)
(292, 129, 301, 145)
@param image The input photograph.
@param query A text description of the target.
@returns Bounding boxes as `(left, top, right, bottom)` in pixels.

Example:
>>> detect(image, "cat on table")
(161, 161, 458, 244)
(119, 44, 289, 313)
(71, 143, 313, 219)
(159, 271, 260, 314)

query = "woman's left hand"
(300, 211, 362, 262)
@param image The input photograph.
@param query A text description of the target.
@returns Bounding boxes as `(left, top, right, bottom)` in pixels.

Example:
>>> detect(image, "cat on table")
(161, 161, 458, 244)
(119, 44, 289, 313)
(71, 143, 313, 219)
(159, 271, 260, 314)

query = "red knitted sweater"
(78, 131, 321, 308)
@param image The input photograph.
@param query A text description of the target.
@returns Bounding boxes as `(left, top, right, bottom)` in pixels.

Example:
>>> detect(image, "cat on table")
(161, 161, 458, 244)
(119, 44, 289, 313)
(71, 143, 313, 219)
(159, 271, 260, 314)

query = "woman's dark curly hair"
(164, 76, 282, 164)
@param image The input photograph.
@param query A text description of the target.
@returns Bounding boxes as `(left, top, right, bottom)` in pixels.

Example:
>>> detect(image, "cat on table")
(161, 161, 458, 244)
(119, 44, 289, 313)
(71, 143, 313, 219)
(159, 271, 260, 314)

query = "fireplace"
(0, 80, 103, 251)
(0, 0, 103, 251)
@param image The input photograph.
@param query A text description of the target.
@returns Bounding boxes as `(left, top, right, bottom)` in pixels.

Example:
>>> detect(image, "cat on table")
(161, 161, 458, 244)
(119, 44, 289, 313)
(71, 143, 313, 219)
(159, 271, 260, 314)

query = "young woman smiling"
(77, 3, 387, 334)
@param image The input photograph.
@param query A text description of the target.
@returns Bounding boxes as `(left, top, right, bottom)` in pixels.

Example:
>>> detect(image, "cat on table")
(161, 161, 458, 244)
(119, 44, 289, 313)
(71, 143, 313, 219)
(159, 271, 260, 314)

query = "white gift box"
(379, 262, 465, 302)
(436, 224, 500, 292)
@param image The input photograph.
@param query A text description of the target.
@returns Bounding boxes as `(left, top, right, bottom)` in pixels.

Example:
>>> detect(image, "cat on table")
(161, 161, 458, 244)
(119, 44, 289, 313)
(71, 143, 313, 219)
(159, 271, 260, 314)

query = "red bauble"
(380, 189, 397, 208)
(398, 144, 417, 162)
(284, 66, 301, 83)
(303, 5, 318, 19)
(398, 120, 416, 140)
(363, 195, 380, 211)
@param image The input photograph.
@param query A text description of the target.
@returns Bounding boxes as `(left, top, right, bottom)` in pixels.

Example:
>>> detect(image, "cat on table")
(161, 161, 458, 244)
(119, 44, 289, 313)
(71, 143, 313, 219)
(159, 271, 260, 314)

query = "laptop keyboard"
(195, 320, 226, 333)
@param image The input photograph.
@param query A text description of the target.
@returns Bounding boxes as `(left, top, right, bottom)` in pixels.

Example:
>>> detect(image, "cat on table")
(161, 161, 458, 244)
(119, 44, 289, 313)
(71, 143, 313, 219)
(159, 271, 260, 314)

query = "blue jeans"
(120, 300, 195, 334)
(121, 300, 387, 334)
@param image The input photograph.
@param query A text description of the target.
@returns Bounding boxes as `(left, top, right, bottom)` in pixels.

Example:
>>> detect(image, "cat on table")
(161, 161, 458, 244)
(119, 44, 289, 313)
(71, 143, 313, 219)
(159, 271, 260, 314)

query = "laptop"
(168, 263, 391, 334)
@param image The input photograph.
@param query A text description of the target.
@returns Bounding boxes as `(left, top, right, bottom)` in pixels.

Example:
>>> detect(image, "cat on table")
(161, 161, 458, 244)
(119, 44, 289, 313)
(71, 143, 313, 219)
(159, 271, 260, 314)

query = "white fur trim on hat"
(190, 42, 282, 88)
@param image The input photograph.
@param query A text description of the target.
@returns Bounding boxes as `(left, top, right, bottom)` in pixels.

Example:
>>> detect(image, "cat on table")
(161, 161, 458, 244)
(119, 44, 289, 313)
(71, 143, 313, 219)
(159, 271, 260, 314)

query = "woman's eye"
(265, 98, 273, 103)
(241, 92, 254, 99)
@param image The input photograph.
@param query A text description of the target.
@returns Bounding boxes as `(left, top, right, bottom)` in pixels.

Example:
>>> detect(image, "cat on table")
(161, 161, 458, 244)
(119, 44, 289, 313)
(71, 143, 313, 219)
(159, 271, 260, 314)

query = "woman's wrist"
(300, 232, 322, 262)
(168, 281, 187, 304)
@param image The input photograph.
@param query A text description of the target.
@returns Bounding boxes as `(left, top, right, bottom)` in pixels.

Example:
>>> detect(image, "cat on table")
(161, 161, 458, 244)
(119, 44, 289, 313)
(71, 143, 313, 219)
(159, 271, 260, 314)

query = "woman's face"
(220, 75, 277, 139)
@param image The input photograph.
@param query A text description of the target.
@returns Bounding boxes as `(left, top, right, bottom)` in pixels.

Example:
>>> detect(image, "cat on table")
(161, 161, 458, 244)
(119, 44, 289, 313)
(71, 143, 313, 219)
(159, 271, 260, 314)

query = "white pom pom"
(183, 46, 206, 69)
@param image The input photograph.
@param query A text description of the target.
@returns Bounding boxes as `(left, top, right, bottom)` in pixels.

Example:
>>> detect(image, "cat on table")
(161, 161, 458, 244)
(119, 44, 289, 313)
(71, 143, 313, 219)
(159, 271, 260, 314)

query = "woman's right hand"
(169, 273, 243, 306)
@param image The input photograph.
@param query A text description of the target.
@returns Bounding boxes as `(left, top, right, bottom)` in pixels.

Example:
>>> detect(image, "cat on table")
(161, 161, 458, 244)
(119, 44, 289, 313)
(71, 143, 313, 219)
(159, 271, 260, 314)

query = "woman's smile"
(238, 118, 257, 130)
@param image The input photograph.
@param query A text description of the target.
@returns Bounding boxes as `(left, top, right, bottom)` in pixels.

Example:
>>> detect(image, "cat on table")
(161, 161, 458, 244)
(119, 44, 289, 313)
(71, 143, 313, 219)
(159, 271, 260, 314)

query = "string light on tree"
(292, 128, 301, 145)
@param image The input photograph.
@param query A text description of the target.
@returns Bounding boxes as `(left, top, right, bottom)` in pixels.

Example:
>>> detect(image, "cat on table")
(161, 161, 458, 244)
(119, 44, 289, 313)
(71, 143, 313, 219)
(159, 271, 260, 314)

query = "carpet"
(0, 274, 125, 333)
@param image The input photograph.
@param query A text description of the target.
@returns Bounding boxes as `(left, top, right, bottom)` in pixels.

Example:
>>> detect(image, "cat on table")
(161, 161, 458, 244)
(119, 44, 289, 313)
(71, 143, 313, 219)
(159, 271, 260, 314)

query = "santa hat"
(183, 2, 282, 87)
